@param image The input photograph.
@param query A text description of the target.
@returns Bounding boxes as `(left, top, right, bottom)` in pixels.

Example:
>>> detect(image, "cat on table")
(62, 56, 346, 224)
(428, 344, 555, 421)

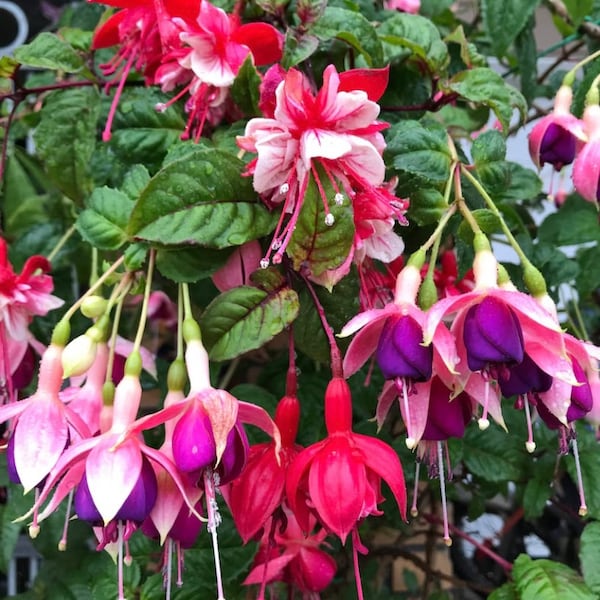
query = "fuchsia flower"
(286, 378, 406, 546)
(91, 0, 200, 141)
(238, 64, 406, 268)
(211, 240, 262, 292)
(423, 244, 576, 429)
(341, 262, 459, 448)
(244, 506, 336, 598)
(0, 238, 62, 399)
(1, 340, 90, 493)
(155, 0, 283, 141)
(572, 103, 600, 203)
(528, 85, 586, 171)
(227, 393, 302, 543)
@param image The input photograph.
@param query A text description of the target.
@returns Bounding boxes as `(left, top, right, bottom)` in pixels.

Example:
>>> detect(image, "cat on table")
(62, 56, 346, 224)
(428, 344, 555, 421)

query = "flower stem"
(133, 249, 156, 353)
(62, 255, 125, 322)
(460, 165, 531, 265)
(47, 225, 76, 263)
(302, 273, 342, 378)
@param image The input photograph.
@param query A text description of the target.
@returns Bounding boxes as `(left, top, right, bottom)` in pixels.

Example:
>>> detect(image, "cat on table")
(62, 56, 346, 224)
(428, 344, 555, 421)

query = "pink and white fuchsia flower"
(237, 64, 407, 268)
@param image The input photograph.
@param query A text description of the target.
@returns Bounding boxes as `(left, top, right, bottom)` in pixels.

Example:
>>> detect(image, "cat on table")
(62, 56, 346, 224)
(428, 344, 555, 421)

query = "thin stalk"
(461, 166, 530, 263)
(132, 249, 156, 353)
(181, 283, 193, 321)
(62, 255, 125, 322)
(47, 225, 76, 263)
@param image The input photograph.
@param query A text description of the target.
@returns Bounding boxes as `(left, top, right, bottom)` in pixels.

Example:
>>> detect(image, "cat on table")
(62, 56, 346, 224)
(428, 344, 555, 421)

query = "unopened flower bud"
(80, 295, 108, 319)
(62, 334, 98, 378)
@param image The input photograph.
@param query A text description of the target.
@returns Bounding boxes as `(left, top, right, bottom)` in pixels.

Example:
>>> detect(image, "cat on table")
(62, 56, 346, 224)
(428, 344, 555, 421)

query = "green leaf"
(378, 13, 449, 72)
(76, 187, 134, 250)
(444, 26, 487, 69)
(386, 120, 452, 188)
(14, 32, 83, 72)
(407, 188, 449, 225)
(200, 285, 299, 361)
(313, 7, 384, 67)
(575, 244, 600, 299)
(512, 554, 595, 600)
(457, 209, 502, 243)
(563, 0, 594, 29)
(286, 169, 355, 282)
(230, 55, 261, 116)
(481, 0, 541, 57)
(498, 162, 542, 202)
(538, 196, 600, 246)
(121, 165, 151, 201)
(580, 521, 600, 594)
(523, 474, 553, 519)
(463, 425, 526, 482)
(109, 87, 186, 168)
(489, 583, 519, 600)
(34, 87, 101, 203)
(514, 17, 538, 103)
(282, 30, 320, 69)
(0, 56, 19, 78)
(444, 68, 527, 133)
(472, 130, 506, 165)
(128, 148, 276, 248)
(156, 247, 233, 282)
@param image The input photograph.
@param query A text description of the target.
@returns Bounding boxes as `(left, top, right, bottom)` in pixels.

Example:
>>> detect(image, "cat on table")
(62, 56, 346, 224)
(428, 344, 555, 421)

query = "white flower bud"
(62, 333, 98, 378)
(80, 295, 108, 319)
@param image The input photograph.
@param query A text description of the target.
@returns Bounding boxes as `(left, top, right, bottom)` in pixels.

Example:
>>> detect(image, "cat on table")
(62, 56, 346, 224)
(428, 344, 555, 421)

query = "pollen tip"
(102, 131, 112, 143)
(579, 506, 588, 517)
(58, 540, 67, 551)
(29, 525, 40, 539)
(260, 258, 270, 269)
(155, 102, 167, 113)
(444, 536, 453, 547)
(324, 213, 335, 226)
(526, 441, 536, 453)
(410, 508, 419, 518)
(478, 418, 490, 430)
(405, 437, 417, 450)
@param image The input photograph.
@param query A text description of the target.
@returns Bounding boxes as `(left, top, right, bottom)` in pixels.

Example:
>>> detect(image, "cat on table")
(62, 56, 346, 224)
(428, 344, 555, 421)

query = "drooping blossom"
(341, 261, 459, 449)
(528, 85, 586, 171)
(572, 103, 600, 203)
(226, 392, 302, 543)
(286, 377, 406, 550)
(244, 506, 336, 599)
(423, 240, 576, 430)
(155, 0, 283, 141)
(237, 64, 407, 269)
(0, 238, 63, 401)
(1, 335, 90, 494)
(90, 0, 200, 141)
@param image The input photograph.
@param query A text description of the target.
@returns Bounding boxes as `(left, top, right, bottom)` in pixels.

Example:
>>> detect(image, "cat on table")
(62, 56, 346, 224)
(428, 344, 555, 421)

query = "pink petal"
(86, 436, 142, 524)
(376, 381, 396, 430)
(244, 553, 295, 585)
(238, 400, 282, 455)
(338, 66, 390, 101)
(14, 394, 68, 492)
(538, 378, 571, 425)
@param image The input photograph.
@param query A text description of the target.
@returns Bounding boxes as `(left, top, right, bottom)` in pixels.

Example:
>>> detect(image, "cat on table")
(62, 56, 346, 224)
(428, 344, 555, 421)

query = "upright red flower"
(286, 378, 406, 545)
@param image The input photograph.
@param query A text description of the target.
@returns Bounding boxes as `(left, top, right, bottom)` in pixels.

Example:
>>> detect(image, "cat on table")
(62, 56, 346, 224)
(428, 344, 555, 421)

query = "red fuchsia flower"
(244, 506, 336, 600)
(423, 239, 577, 431)
(572, 103, 600, 203)
(285, 377, 406, 598)
(237, 64, 406, 269)
(90, 0, 200, 141)
(341, 260, 459, 449)
(226, 392, 302, 543)
(154, 0, 283, 141)
(528, 85, 586, 171)
(0, 238, 63, 402)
